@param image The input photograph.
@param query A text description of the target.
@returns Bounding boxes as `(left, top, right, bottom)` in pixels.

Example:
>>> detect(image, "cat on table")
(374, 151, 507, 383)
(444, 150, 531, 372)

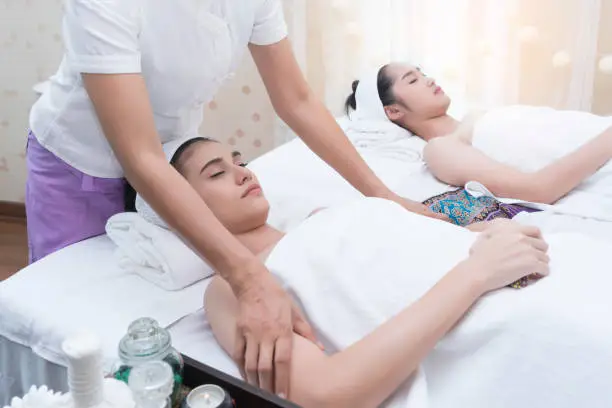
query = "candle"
(186, 384, 233, 408)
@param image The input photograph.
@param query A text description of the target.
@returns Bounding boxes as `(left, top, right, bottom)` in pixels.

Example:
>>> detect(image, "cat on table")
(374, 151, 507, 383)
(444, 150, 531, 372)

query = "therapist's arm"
(206, 223, 549, 408)
(82, 74, 255, 281)
(82, 73, 317, 397)
(249, 39, 448, 222)
(424, 127, 612, 204)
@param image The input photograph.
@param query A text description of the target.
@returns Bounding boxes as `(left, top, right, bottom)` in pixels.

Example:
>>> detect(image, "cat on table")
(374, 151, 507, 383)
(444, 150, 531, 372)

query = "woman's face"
(175, 141, 270, 234)
(383, 63, 451, 121)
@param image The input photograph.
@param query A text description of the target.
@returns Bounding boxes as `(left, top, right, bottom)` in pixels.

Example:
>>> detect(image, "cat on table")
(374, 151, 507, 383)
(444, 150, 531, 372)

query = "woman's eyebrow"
(231, 151, 241, 158)
(200, 157, 223, 174)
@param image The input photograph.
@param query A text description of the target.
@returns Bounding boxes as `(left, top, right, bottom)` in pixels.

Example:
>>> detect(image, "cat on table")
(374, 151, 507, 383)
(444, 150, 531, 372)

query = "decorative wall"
(0, 0, 301, 202)
(1, 0, 611, 203)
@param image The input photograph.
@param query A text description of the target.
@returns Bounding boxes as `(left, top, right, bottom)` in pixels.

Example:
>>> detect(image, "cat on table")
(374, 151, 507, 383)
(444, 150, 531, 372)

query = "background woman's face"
(384, 63, 452, 121)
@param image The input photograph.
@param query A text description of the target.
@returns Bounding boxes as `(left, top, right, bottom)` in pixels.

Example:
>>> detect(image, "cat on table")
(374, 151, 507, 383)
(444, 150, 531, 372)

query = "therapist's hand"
(389, 194, 451, 222)
(233, 264, 319, 397)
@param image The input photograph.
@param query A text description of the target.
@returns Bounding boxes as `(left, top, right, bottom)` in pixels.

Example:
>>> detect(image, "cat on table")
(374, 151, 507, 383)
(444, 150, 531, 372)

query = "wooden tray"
(181, 354, 302, 408)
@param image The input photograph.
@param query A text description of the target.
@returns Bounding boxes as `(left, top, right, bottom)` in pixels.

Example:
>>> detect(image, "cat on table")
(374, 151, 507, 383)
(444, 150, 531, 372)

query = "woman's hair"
(344, 64, 397, 115)
(169, 136, 216, 168)
(123, 137, 217, 212)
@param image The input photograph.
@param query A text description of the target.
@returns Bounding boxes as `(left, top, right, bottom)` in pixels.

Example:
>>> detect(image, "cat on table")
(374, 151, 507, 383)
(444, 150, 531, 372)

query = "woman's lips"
(242, 184, 262, 198)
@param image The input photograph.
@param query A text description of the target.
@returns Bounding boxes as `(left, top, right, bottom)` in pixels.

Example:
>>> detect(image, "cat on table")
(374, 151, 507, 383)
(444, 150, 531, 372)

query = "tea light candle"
(186, 385, 233, 408)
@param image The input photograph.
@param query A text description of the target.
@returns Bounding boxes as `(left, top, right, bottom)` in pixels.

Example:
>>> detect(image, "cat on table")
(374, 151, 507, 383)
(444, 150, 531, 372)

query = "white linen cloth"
(265, 197, 612, 408)
(471, 105, 612, 220)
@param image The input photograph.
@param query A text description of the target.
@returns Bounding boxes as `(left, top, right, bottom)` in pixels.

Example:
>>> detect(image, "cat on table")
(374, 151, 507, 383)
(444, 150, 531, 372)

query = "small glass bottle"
(112, 318, 184, 405)
(128, 361, 174, 408)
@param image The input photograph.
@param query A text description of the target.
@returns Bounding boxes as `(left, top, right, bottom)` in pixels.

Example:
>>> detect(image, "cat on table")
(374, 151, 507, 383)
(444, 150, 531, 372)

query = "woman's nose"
(236, 166, 252, 184)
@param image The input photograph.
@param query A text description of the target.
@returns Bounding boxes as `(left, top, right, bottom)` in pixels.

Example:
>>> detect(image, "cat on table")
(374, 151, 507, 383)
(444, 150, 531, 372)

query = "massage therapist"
(26, 0, 445, 395)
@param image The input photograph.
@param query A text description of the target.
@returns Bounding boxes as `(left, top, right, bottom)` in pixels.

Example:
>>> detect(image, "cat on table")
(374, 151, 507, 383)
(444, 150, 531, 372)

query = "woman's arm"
(206, 272, 481, 408)
(249, 40, 449, 222)
(206, 222, 549, 408)
(424, 127, 612, 204)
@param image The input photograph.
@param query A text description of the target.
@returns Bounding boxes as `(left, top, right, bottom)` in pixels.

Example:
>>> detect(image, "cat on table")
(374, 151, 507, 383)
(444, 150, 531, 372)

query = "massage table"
(2, 127, 612, 404)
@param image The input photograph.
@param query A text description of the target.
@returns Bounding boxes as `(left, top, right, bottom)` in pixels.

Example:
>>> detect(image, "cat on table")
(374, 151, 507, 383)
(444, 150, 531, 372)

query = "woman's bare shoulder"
(446, 109, 487, 144)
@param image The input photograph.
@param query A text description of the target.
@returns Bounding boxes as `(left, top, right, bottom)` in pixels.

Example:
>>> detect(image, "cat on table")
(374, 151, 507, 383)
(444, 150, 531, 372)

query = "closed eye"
(210, 171, 225, 178)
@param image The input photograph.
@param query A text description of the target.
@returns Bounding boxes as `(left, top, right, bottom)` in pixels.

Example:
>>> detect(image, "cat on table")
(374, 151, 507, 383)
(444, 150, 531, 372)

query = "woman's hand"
(233, 263, 319, 397)
(466, 222, 550, 293)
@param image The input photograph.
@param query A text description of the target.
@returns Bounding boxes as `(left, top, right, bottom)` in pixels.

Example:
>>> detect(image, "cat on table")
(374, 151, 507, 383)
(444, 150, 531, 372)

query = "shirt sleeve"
(63, 0, 143, 74)
(249, 0, 288, 46)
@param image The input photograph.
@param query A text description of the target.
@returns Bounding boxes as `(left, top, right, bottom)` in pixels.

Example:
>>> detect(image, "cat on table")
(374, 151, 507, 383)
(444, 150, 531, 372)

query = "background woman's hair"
(344, 64, 396, 115)
(123, 136, 216, 212)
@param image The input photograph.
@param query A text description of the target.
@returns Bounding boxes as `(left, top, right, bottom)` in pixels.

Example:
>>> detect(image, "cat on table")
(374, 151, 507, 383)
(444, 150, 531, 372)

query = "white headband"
(353, 68, 389, 122)
(134, 137, 201, 228)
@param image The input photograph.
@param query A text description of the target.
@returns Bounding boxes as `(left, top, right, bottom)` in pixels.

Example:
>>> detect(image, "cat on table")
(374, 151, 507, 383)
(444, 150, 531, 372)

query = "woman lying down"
(173, 137, 612, 408)
(345, 63, 612, 210)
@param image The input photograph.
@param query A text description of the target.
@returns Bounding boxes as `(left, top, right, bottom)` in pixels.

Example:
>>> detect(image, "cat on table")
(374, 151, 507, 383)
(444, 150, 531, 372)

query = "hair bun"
(351, 80, 360, 93)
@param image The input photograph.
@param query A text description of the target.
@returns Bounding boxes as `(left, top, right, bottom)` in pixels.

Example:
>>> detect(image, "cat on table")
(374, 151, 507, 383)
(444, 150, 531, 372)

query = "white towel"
(266, 197, 612, 408)
(471, 105, 612, 219)
(105, 212, 214, 291)
(340, 68, 425, 163)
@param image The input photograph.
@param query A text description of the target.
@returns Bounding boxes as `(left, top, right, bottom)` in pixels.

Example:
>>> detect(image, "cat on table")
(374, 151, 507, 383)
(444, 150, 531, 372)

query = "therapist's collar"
(354, 68, 390, 122)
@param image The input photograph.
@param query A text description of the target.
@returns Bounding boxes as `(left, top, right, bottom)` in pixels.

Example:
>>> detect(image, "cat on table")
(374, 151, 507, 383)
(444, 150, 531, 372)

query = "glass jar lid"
(118, 317, 172, 363)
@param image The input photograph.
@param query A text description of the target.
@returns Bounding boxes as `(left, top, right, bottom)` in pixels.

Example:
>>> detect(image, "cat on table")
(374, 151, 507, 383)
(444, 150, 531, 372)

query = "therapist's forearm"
(124, 153, 258, 288)
(317, 261, 484, 408)
(82, 73, 260, 292)
(276, 95, 394, 198)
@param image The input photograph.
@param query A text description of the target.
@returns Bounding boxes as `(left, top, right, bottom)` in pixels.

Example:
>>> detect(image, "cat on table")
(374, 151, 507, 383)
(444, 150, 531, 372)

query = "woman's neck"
(406, 115, 460, 141)
(236, 224, 285, 258)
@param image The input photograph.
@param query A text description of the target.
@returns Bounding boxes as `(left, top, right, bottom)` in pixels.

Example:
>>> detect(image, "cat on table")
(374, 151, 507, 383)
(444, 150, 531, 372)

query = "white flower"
(5, 386, 66, 408)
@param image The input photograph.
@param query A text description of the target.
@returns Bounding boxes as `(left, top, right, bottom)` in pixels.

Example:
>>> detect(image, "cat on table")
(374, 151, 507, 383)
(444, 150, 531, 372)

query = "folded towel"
(105, 212, 214, 291)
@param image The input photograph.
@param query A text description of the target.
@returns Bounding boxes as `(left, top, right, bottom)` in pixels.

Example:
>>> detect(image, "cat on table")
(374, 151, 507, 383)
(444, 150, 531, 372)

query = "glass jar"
(128, 361, 175, 408)
(111, 317, 184, 405)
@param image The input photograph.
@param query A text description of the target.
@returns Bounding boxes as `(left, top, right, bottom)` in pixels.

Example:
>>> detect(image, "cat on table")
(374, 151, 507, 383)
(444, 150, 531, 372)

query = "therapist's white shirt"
(29, 0, 288, 178)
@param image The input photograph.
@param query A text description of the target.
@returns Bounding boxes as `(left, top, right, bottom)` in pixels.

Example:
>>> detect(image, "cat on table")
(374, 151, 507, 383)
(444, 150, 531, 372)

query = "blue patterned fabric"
(423, 188, 539, 227)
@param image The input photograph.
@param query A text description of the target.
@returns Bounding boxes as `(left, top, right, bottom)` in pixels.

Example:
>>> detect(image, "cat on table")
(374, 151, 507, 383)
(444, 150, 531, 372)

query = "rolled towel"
(105, 212, 214, 291)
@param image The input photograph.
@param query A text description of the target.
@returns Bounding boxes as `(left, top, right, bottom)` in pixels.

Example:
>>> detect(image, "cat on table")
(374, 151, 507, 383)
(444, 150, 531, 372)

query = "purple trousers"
(25, 132, 125, 263)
